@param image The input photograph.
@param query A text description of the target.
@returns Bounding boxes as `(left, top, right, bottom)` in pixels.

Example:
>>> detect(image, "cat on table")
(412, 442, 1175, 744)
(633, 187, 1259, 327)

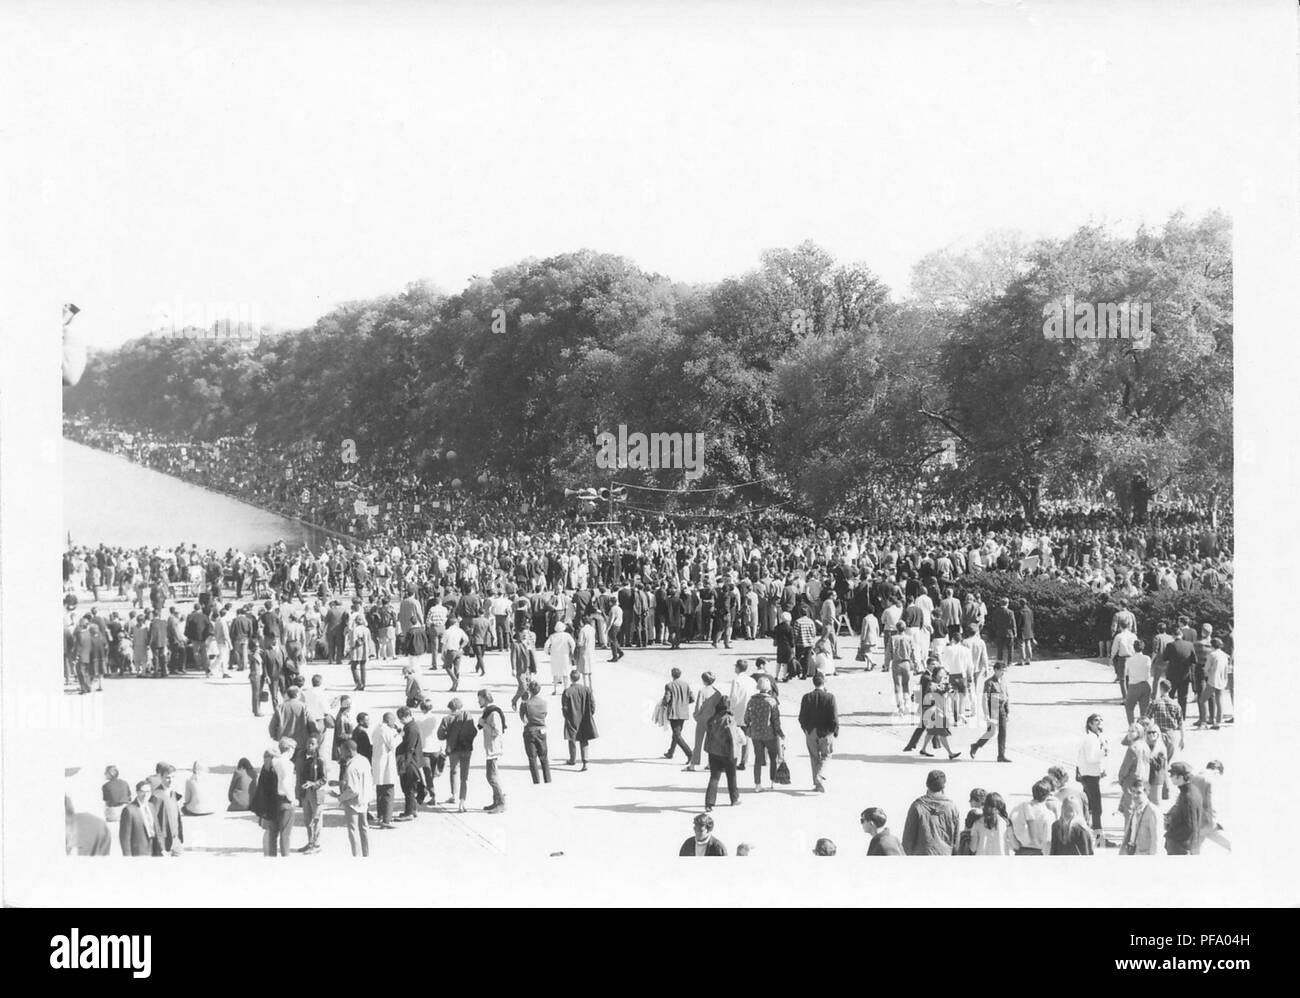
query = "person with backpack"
(477, 689, 508, 813)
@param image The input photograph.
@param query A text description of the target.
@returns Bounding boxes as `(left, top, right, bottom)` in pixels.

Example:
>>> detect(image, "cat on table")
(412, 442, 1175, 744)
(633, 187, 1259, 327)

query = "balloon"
(445, 450, 457, 461)
(450, 478, 462, 489)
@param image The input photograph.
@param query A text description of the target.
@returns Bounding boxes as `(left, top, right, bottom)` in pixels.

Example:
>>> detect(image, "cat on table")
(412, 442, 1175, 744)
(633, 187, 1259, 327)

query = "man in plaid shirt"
(793, 611, 819, 680)
(1147, 677, 1183, 799)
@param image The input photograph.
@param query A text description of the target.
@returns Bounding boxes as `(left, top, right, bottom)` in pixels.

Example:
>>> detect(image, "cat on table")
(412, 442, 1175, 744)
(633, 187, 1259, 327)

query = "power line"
(612, 475, 781, 494)
(620, 499, 792, 519)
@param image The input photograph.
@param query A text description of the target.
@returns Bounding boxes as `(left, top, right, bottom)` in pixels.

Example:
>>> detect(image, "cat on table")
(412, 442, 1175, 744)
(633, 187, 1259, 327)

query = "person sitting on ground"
(182, 761, 214, 816)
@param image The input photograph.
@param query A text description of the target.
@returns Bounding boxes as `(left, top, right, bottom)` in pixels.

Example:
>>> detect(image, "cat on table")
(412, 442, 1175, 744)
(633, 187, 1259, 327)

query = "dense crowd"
(62, 419, 1235, 860)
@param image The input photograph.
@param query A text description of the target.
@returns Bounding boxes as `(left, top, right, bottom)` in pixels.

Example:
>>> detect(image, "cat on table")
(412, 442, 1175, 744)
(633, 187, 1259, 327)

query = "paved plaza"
(63, 607, 1235, 861)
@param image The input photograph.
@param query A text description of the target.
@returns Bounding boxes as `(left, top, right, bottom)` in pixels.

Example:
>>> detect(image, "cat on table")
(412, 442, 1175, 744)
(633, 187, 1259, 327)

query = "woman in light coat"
(545, 621, 575, 695)
(574, 618, 597, 689)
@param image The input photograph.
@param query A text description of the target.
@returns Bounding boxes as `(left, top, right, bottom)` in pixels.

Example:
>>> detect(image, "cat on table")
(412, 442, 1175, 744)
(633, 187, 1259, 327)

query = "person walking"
(743, 673, 784, 792)
(1110, 618, 1137, 703)
(702, 699, 742, 812)
(686, 671, 723, 772)
(1146, 679, 1184, 800)
(437, 698, 477, 812)
(477, 689, 508, 812)
(1123, 638, 1153, 724)
(510, 626, 538, 710)
(560, 670, 597, 770)
(969, 661, 1011, 761)
(728, 660, 756, 771)
(661, 667, 695, 762)
(798, 671, 839, 792)
(1165, 762, 1205, 855)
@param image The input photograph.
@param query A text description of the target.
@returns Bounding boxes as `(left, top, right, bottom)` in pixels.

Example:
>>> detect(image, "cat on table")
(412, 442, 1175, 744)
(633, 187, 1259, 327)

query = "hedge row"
(949, 574, 1234, 656)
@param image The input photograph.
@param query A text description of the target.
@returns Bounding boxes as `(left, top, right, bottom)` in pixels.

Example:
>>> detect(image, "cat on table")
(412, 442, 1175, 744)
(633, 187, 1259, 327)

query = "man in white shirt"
(490, 592, 511, 650)
(729, 659, 756, 770)
(426, 600, 449, 657)
(1110, 620, 1138, 701)
(939, 627, 974, 723)
(1009, 779, 1055, 855)
(1124, 639, 1153, 724)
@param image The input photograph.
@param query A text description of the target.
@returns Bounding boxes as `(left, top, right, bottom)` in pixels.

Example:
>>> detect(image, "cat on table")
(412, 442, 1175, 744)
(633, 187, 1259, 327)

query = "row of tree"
(64, 211, 1233, 522)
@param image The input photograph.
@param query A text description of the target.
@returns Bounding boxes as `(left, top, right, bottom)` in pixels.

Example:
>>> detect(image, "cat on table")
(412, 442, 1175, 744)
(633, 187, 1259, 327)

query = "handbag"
(773, 759, 791, 786)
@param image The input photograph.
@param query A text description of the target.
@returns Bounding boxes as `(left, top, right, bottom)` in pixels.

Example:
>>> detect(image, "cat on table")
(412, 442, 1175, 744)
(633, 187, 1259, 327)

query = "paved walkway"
(63, 621, 1234, 860)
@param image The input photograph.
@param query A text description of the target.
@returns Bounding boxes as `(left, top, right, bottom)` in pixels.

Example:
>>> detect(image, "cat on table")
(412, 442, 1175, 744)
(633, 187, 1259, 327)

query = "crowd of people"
(63, 566, 1233, 858)
(676, 756, 1226, 857)
(62, 421, 1235, 860)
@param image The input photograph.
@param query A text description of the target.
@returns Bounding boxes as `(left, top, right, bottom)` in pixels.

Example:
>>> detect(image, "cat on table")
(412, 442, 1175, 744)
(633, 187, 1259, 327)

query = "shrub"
(947, 574, 1233, 656)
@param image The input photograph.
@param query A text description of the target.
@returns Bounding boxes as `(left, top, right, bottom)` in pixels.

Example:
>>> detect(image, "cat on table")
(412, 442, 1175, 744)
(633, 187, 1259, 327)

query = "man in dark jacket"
(679, 812, 727, 856)
(184, 602, 211, 675)
(1162, 634, 1197, 720)
(798, 671, 839, 792)
(119, 781, 158, 857)
(988, 597, 1017, 666)
(1015, 600, 1035, 666)
(560, 670, 598, 770)
(901, 769, 962, 855)
(228, 604, 255, 673)
(437, 699, 478, 812)
(323, 600, 346, 663)
(1165, 762, 1205, 855)
(861, 806, 904, 855)
(394, 706, 426, 820)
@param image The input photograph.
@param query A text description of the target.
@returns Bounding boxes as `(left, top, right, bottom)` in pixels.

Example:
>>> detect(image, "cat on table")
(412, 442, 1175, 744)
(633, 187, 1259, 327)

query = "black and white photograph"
(1, 0, 1297, 931)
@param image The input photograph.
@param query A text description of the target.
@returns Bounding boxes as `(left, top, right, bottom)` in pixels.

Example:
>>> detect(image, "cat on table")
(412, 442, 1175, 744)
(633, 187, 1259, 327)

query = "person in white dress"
(545, 621, 576, 695)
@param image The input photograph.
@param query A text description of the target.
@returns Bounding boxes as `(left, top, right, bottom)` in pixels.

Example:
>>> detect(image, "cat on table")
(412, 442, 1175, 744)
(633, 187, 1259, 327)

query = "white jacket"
(1077, 731, 1107, 777)
(371, 723, 400, 786)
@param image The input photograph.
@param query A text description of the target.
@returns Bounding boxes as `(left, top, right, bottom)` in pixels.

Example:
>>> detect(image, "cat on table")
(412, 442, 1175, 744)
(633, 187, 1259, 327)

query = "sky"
(1, 0, 1264, 348)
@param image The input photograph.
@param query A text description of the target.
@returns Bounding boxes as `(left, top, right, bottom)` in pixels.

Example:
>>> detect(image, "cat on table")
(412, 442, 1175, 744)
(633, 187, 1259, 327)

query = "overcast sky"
(2, 0, 1262, 348)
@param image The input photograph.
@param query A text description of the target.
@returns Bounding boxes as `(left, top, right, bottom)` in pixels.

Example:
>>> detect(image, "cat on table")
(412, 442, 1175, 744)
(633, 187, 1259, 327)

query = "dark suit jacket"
(679, 835, 728, 856)
(397, 720, 425, 771)
(119, 801, 155, 857)
(989, 606, 1017, 639)
(867, 830, 905, 856)
(798, 687, 839, 737)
